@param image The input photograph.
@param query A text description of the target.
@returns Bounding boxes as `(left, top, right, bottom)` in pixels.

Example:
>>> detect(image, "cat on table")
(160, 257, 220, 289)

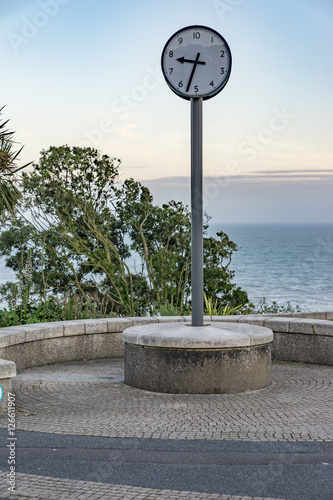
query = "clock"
(161, 25, 232, 100)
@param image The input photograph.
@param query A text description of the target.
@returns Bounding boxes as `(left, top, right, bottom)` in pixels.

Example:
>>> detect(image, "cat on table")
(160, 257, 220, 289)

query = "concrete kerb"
(0, 313, 332, 411)
(0, 359, 16, 414)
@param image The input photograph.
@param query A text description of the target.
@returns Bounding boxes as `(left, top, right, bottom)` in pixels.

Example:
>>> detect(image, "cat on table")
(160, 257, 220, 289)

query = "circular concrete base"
(123, 322, 273, 394)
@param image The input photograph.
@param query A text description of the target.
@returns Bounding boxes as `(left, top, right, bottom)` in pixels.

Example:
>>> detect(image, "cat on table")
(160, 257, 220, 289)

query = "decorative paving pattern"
(0, 471, 286, 500)
(0, 359, 332, 442)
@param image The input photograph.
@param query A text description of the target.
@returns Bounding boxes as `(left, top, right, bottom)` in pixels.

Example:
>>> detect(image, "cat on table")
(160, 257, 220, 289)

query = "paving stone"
(0, 359, 331, 500)
(238, 315, 270, 326)
(210, 316, 240, 323)
(264, 318, 289, 333)
(313, 320, 333, 336)
(0, 328, 27, 347)
(287, 318, 316, 334)
(0, 471, 287, 500)
(105, 317, 134, 333)
(0, 359, 331, 443)
(84, 319, 109, 335)
(62, 320, 86, 336)
(23, 322, 64, 341)
(150, 316, 184, 323)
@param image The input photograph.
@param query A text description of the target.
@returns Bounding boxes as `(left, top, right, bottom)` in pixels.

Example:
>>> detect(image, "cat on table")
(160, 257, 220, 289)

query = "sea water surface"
(0, 223, 332, 312)
(209, 223, 333, 312)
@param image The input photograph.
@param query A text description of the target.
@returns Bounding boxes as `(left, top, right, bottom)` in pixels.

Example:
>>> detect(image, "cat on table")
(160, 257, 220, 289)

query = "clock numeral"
(193, 31, 200, 39)
(178, 37, 183, 44)
(194, 85, 199, 93)
(210, 81, 215, 87)
(169, 51, 173, 58)
(211, 36, 214, 43)
(220, 67, 225, 74)
(169, 68, 173, 74)
(178, 80, 183, 87)
(220, 50, 225, 57)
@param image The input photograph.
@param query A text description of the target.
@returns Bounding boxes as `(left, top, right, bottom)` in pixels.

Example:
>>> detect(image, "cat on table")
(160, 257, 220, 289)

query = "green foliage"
(153, 301, 184, 317)
(256, 297, 301, 314)
(115, 179, 252, 314)
(0, 293, 117, 327)
(0, 145, 252, 318)
(115, 179, 192, 313)
(204, 293, 243, 316)
(0, 105, 32, 220)
(203, 231, 252, 313)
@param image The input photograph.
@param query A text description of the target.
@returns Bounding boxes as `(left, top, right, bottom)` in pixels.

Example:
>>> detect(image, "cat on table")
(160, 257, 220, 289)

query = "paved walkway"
(0, 359, 332, 499)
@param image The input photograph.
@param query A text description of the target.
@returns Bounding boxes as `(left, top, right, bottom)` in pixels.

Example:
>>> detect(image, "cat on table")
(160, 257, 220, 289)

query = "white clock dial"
(161, 25, 232, 100)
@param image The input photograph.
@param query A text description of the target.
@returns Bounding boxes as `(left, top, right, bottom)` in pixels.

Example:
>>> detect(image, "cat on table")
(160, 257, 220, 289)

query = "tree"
(0, 145, 252, 316)
(0, 106, 31, 220)
(114, 179, 252, 313)
(115, 179, 192, 313)
(16, 146, 134, 314)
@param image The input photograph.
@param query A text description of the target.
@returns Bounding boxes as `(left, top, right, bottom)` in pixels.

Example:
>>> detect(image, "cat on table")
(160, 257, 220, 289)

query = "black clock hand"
(186, 52, 202, 92)
(177, 56, 206, 65)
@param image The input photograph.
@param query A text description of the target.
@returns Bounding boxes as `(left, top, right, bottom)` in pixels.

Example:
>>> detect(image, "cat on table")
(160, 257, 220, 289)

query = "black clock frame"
(161, 24, 232, 100)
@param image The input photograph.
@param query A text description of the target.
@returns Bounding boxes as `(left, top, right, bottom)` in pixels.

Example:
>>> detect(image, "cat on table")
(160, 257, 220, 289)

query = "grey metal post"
(191, 97, 203, 326)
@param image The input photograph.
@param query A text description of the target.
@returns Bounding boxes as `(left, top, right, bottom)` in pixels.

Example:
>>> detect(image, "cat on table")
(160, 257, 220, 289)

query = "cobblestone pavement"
(0, 471, 285, 500)
(1, 359, 332, 442)
(0, 358, 332, 500)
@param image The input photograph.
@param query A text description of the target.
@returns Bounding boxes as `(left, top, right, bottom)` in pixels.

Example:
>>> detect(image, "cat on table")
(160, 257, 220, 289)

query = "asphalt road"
(1, 429, 332, 500)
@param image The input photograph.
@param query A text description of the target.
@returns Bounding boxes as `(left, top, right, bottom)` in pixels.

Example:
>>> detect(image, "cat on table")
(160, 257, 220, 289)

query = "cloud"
(113, 123, 143, 138)
(18, 128, 33, 138)
(143, 168, 333, 187)
(139, 170, 333, 223)
(253, 168, 333, 175)
(120, 165, 148, 169)
(206, 169, 333, 184)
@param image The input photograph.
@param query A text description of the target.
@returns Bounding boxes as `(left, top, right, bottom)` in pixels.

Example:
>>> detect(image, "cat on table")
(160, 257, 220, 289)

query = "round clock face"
(161, 25, 232, 100)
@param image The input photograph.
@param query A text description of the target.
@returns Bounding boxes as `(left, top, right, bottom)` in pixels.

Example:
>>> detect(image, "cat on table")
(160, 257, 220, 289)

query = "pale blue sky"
(1, 0, 333, 222)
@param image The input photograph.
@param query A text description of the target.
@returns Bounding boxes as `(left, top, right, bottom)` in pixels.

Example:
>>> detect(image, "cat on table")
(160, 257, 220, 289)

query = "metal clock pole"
(161, 26, 232, 328)
(191, 97, 204, 327)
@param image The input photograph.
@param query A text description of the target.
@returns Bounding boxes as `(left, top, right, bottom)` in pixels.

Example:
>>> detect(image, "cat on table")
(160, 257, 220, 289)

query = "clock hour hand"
(185, 52, 203, 92)
(177, 56, 206, 65)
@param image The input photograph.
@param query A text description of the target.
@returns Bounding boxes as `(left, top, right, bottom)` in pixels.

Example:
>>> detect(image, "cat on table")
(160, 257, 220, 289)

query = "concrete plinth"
(123, 322, 273, 394)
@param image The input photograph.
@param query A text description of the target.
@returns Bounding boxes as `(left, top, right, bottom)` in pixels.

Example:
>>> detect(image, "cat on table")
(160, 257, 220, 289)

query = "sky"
(1, 0, 333, 223)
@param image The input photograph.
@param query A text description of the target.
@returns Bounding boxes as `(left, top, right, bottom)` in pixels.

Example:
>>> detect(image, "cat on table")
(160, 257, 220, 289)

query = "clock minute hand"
(185, 52, 203, 93)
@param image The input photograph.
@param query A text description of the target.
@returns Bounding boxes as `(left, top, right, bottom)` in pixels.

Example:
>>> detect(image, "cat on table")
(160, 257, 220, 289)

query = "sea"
(0, 223, 332, 312)
(208, 223, 333, 312)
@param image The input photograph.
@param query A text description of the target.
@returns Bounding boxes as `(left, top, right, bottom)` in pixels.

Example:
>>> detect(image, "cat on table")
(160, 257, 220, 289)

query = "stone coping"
(0, 358, 16, 378)
(213, 315, 333, 335)
(0, 312, 332, 379)
(123, 322, 273, 348)
(0, 312, 332, 348)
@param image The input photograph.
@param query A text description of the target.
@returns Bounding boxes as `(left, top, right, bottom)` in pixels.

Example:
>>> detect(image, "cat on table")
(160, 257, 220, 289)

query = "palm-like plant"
(0, 106, 31, 220)
(204, 292, 243, 316)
